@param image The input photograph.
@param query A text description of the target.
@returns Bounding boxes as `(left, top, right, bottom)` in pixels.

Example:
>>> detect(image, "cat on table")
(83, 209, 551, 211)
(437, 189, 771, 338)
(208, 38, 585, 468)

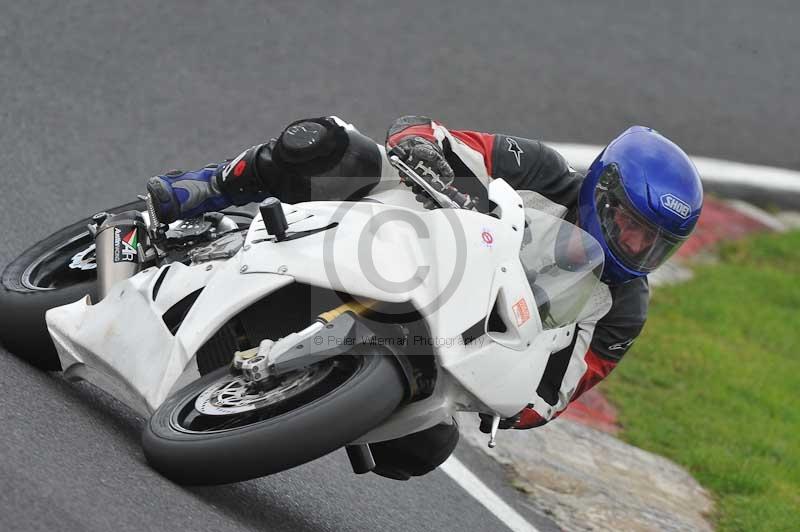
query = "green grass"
(604, 230, 800, 531)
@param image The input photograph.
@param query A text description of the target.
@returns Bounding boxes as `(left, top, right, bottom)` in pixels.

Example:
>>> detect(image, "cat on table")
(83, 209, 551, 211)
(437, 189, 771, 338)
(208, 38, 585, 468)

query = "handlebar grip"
(444, 186, 476, 210)
(387, 150, 475, 210)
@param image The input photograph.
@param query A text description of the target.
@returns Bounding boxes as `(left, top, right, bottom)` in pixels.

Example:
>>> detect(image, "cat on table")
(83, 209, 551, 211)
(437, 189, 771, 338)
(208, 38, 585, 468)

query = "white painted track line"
(549, 142, 800, 194)
(440, 456, 540, 532)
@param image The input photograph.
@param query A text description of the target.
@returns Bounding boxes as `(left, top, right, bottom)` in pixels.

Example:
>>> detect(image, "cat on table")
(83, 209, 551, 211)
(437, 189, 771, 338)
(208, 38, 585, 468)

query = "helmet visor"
(594, 165, 687, 272)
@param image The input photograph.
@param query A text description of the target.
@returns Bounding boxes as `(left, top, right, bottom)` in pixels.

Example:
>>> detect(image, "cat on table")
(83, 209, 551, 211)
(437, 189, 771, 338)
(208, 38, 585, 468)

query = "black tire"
(142, 344, 406, 485)
(0, 200, 145, 370)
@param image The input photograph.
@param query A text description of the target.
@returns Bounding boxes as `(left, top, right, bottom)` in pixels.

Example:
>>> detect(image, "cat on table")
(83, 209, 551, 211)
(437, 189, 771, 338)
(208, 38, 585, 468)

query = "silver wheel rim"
(21, 231, 93, 290)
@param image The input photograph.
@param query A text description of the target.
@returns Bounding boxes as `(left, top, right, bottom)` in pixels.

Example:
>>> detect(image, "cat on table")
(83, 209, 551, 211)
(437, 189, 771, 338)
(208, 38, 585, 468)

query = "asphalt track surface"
(1, 2, 797, 531)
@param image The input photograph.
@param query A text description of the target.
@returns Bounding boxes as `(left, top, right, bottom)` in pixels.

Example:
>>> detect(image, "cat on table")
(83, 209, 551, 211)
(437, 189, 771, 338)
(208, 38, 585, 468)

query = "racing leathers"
(146, 115, 648, 477)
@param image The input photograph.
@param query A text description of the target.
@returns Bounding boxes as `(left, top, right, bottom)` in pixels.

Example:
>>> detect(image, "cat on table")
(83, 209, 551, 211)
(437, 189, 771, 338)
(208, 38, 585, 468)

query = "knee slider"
(273, 117, 350, 176)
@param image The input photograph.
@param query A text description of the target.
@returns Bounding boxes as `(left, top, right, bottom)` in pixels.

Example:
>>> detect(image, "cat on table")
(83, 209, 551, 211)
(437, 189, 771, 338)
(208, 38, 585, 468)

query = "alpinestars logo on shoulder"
(506, 138, 524, 166)
(113, 227, 139, 263)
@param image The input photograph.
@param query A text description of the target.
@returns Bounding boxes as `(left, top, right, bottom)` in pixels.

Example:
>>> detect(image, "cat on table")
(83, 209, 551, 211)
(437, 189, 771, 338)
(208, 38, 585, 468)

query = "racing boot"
(146, 165, 231, 224)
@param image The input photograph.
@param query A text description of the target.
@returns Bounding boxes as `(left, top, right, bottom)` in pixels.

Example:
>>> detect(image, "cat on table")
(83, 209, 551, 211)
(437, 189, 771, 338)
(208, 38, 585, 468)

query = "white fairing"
(46, 258, 294, 414)
(46, 179, 608, 442)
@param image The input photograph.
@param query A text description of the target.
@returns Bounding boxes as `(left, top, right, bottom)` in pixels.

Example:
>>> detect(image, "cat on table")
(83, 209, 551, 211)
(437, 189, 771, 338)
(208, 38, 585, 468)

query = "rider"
(146, 116, 703, 480)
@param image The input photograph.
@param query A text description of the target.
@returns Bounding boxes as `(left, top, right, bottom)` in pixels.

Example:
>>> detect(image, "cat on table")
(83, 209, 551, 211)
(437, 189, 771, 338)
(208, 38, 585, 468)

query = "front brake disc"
(194, 363, 334, 415)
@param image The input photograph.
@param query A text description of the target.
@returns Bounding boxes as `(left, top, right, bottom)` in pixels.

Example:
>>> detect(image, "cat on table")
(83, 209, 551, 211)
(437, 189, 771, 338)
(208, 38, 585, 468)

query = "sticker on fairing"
(481, 229, 494, 247)
(113, 227, 138, 263)
(512, 298, 530, 326)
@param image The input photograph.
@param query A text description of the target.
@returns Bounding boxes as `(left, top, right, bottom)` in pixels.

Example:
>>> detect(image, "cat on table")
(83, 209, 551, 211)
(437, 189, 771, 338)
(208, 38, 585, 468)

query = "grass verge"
(604, 230, 800, 531)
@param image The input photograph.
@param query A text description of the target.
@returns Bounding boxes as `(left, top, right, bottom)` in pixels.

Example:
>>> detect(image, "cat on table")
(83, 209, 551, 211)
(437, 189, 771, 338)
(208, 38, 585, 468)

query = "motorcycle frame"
(46, 179, 584, 443)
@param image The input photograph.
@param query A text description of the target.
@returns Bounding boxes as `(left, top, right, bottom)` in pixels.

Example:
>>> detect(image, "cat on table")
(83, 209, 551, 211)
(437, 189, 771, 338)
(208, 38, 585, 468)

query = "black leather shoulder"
(591, 277, 650, 361)
(492, 135, 583, 207)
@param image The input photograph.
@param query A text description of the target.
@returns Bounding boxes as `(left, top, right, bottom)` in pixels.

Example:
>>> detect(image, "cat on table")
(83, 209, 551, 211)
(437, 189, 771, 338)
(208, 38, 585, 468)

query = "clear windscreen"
(519, 209, 605, 329)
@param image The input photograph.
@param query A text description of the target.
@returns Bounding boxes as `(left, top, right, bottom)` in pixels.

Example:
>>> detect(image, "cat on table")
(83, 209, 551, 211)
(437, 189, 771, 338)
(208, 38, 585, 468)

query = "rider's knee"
(275, 116, 382, 179)
(218, 116, 382, 205)
(272, 117, 351, 175)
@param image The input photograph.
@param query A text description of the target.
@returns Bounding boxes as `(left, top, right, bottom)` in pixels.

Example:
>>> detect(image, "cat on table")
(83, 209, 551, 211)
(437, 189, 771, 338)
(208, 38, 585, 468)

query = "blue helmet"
(577, 126, 703, 284)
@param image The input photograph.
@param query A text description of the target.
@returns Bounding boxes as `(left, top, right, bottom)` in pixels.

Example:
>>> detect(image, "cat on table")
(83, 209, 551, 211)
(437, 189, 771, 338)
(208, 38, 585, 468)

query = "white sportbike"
(0, 159, 605, 484)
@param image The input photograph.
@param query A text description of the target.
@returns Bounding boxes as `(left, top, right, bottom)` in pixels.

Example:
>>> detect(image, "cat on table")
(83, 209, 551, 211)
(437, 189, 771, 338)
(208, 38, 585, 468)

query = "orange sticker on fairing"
(512, 298, 530, 326)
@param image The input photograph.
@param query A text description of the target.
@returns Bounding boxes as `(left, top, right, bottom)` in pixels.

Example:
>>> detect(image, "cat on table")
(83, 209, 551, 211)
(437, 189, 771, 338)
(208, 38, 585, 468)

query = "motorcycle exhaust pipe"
(93, 210, 146, 302)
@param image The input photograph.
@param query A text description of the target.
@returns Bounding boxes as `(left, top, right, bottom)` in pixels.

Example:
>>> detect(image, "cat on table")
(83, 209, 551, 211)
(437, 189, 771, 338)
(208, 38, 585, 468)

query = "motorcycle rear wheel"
(142, 344, 405, 485)
(0, 200, 145, 369)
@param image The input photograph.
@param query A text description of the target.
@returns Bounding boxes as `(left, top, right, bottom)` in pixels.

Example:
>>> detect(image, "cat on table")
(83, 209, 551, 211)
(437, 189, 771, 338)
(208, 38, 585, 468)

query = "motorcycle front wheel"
(142, 343, 405, 485)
